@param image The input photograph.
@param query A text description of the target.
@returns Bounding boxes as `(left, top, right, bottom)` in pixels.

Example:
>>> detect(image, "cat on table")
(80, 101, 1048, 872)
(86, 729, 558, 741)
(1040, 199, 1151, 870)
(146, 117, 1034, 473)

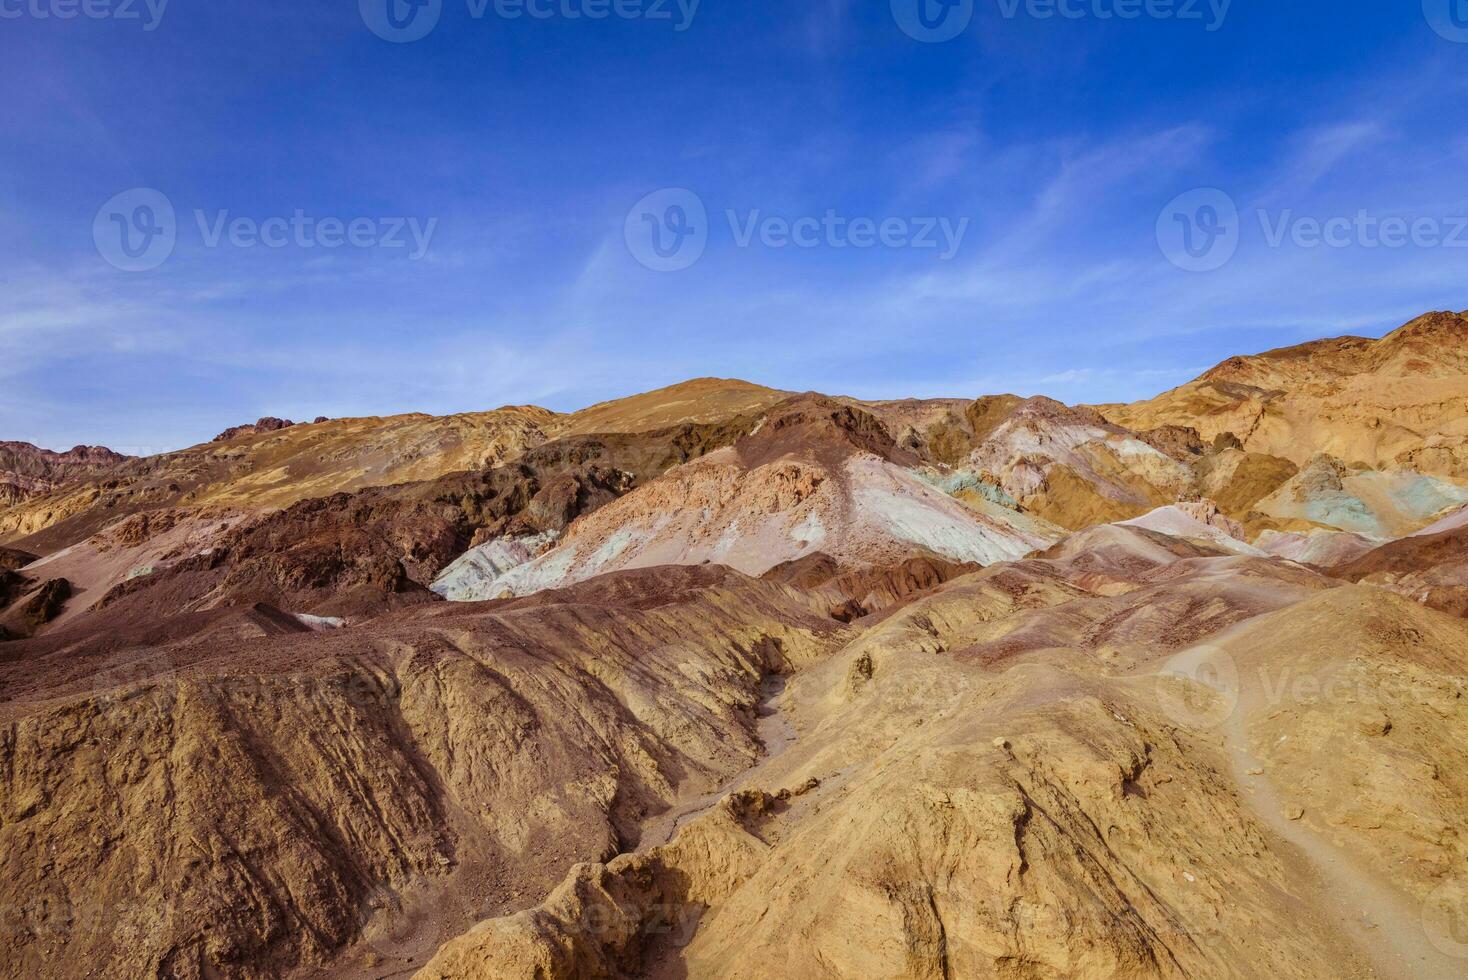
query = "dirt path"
(636, 674, 795, 853)
(1160, 646, 1465, 980)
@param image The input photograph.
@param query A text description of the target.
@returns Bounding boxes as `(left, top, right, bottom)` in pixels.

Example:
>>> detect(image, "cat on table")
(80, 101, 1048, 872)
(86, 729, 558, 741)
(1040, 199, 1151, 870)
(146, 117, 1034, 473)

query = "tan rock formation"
(1101, 311, 1468, 477)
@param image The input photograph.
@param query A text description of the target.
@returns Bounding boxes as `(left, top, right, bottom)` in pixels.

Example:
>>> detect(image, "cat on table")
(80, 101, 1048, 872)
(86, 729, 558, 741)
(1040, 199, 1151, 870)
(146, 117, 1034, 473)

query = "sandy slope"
(1118, 501, 1265, 556)
(1333, 520, 1468, 618)
(418, 544, 1468, 980)
(1158, 588, 1468, 978)
(1412, 502, 1468, 537)
(1254, 526, 1385, 567)
(6, 493, 1468, 979)
(547, 379, 790, 438)
(0, 566, 847, 979)
(962, 396, 1195, 529)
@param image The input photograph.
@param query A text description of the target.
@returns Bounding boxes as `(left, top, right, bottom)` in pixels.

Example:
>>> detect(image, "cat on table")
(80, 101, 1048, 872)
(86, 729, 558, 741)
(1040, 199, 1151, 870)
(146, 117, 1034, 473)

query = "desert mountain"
(546, 378, 791, 438)
(1102, 310, 1468, 477)
(0, 381, 797, 557)
(0, 566, 848, 978)
(0, 441, 130, 510)
(0, 408, 554, 550)
(210, 415, 302, 443)
(2, 314, 1468, 979)
(433, 396, 1063, 600)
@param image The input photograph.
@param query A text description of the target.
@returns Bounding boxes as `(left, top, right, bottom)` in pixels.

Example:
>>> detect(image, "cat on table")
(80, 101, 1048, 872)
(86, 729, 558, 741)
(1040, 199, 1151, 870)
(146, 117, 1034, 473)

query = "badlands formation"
(1, 311, 1467, 979)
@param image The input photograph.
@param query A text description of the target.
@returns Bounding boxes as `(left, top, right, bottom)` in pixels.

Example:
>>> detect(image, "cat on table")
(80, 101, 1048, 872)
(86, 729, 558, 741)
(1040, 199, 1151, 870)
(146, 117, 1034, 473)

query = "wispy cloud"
(1257, 120, 1387, 205)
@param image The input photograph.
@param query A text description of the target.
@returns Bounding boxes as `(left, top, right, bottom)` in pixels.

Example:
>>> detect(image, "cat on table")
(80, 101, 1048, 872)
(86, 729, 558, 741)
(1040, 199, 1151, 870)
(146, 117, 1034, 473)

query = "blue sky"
(3, 0, 1467, 453)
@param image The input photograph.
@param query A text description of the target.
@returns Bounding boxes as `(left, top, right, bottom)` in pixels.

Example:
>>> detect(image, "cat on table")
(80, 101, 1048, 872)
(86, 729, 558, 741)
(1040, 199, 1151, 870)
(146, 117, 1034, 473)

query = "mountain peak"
(1101, 309, 1468, 475)
(552, 377, 790, 437)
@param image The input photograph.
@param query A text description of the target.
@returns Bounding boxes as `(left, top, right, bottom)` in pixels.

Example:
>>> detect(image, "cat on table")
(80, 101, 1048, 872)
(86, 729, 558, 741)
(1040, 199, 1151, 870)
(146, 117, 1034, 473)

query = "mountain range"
(2, 312, 1467, 979)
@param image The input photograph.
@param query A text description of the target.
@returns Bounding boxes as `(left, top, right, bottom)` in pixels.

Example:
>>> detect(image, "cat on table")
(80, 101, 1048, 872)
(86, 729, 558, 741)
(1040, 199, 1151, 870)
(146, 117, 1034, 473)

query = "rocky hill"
(1101, 310, 1468, 477)
(0, 441, 130, 509)
(0, 408, 555, 549)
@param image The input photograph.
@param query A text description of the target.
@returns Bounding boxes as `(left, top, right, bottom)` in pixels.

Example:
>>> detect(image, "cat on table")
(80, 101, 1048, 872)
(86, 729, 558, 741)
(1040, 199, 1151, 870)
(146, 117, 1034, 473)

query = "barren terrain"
(3, 313, 1467, 979)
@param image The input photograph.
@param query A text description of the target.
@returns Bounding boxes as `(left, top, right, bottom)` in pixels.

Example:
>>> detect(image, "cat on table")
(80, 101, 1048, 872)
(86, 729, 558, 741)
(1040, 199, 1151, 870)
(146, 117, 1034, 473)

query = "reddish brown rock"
(210, 416, 296, 443)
